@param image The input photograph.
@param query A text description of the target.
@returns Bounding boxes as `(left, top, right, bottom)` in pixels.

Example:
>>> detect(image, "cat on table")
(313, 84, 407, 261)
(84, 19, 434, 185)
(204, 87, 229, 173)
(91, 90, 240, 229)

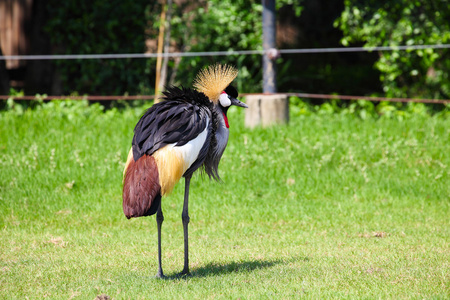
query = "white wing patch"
(174, 118, 209, 171)
(153, 116, 209, 195)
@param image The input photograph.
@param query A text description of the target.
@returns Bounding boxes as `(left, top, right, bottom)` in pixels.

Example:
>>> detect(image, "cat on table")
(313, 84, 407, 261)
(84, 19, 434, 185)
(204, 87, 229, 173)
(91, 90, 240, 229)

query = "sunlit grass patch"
(0, 102, 449, 299)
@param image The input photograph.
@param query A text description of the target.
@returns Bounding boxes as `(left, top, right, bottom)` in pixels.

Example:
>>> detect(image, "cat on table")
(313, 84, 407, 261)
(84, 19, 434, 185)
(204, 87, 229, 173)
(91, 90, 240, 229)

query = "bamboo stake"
(158, 0, 172, 94)
(154, 0, 166, 103)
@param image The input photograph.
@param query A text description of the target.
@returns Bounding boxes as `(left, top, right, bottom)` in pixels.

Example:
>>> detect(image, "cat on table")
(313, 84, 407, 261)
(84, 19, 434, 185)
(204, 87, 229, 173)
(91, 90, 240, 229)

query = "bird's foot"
(177, 268, 191, 278)
(155, 271, 167, 279)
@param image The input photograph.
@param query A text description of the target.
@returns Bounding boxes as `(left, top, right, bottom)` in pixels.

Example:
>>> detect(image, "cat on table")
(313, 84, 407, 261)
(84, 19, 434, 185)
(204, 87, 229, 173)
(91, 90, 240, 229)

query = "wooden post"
(245, 94, 289, 128)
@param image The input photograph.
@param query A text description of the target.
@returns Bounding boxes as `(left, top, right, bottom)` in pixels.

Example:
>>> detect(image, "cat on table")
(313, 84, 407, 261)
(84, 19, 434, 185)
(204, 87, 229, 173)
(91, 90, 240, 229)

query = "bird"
(122, 64, 248, 278)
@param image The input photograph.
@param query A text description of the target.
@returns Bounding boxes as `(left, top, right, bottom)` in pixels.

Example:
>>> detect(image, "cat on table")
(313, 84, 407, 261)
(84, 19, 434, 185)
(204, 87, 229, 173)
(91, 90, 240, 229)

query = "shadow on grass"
(165, 256, 308, 279)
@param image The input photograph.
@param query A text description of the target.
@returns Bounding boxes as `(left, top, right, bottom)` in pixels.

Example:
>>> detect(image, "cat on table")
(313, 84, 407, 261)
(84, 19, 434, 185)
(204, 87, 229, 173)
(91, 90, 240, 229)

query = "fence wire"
(1, 44, 450, 60)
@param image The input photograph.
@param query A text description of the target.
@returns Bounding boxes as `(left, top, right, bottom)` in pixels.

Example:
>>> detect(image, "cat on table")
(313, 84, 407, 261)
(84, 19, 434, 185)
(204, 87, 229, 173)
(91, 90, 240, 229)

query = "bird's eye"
(219, 93, 231, 107)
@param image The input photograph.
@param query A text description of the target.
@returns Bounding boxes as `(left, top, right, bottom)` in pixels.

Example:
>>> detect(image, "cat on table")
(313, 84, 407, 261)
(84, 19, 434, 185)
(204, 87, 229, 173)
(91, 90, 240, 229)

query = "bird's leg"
(155, 202, 165, 278)
(180, 175, 191, 276)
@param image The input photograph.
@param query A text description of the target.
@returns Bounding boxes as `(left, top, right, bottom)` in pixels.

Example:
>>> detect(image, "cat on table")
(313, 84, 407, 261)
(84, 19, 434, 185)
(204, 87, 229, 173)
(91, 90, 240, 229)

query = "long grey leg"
(156, 202, 165, 278)
(180, 175, 191, 275)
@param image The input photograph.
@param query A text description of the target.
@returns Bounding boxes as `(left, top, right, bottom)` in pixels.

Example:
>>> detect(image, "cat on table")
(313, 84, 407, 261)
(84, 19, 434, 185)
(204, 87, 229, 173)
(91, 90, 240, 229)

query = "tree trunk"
(24, 0, 53, 95)
(0, 46, 10, 95)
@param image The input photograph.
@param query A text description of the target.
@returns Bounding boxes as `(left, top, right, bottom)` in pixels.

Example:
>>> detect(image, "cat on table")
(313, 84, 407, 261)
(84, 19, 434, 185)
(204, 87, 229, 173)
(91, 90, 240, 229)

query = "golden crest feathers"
(193, 64, 238, 103)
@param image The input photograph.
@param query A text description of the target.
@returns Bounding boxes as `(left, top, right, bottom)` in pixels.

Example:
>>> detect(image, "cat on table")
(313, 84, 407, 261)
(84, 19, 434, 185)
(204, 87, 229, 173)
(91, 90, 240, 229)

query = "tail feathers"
(122, 154, 161, 219)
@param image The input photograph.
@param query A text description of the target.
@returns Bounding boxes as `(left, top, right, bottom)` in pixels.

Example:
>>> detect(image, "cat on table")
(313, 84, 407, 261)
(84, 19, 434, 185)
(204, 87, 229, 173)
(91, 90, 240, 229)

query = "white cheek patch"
(219, 93, 231, 107)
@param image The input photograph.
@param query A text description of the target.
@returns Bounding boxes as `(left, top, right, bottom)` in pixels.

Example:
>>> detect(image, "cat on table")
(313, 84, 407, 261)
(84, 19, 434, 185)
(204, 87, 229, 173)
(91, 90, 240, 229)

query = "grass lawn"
(0, 100, 449, 299)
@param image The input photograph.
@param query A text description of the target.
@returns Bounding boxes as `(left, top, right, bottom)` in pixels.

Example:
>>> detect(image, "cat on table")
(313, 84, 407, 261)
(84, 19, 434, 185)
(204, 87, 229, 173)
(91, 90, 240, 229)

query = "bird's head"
(194, 64, 247, 128)
(193, 64, 248, 109)
(216, 84, 248, 128)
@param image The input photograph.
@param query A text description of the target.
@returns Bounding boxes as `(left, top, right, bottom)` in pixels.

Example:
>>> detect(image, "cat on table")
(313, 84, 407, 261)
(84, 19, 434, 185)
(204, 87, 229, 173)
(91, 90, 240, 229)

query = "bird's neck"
(219, 105, 230, 128)
(213, 105, 230, 155)
(214, 105, 230, 132)
(222, 112, 229, 128)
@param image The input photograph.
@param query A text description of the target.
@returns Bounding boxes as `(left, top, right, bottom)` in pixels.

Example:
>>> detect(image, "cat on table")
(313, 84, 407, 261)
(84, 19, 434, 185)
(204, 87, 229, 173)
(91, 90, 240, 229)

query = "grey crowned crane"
(122, 64, 247, 278)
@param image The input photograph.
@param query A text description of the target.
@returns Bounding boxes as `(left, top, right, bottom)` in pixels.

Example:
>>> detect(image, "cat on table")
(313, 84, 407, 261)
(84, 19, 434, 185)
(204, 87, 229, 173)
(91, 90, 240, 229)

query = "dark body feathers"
(123, 86, 221, 218)
(133, 87, 213, 157)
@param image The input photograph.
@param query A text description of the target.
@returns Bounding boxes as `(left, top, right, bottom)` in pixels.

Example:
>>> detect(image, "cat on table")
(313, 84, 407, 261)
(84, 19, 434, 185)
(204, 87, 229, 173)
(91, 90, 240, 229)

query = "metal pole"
(262, 0, 277, 93)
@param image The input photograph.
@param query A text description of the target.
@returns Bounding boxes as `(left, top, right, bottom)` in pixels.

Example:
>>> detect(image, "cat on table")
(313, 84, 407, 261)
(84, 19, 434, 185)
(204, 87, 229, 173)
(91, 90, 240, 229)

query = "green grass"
(0, 101, 449, 299)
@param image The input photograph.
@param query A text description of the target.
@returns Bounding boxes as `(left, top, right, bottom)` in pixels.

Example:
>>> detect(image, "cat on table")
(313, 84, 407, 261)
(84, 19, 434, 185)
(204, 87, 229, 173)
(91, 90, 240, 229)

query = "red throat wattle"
(222, 112, 229, 128)
(220, 91, 229, 128)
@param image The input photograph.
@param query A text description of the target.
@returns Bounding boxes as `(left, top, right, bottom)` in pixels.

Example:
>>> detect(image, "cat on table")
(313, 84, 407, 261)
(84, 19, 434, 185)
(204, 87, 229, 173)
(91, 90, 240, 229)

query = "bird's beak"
(230, 97, 248, 108)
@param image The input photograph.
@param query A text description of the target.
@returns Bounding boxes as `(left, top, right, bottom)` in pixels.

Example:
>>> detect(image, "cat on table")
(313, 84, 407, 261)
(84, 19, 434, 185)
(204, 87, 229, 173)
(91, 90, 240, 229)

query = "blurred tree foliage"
(18, 0, 450, 99)
(44, 0, 302, 95)
(168, 0, 302, 93)
(275, 0, 382, 96)
(336, 0, 450, 99)
(45, 0, 157, 95)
